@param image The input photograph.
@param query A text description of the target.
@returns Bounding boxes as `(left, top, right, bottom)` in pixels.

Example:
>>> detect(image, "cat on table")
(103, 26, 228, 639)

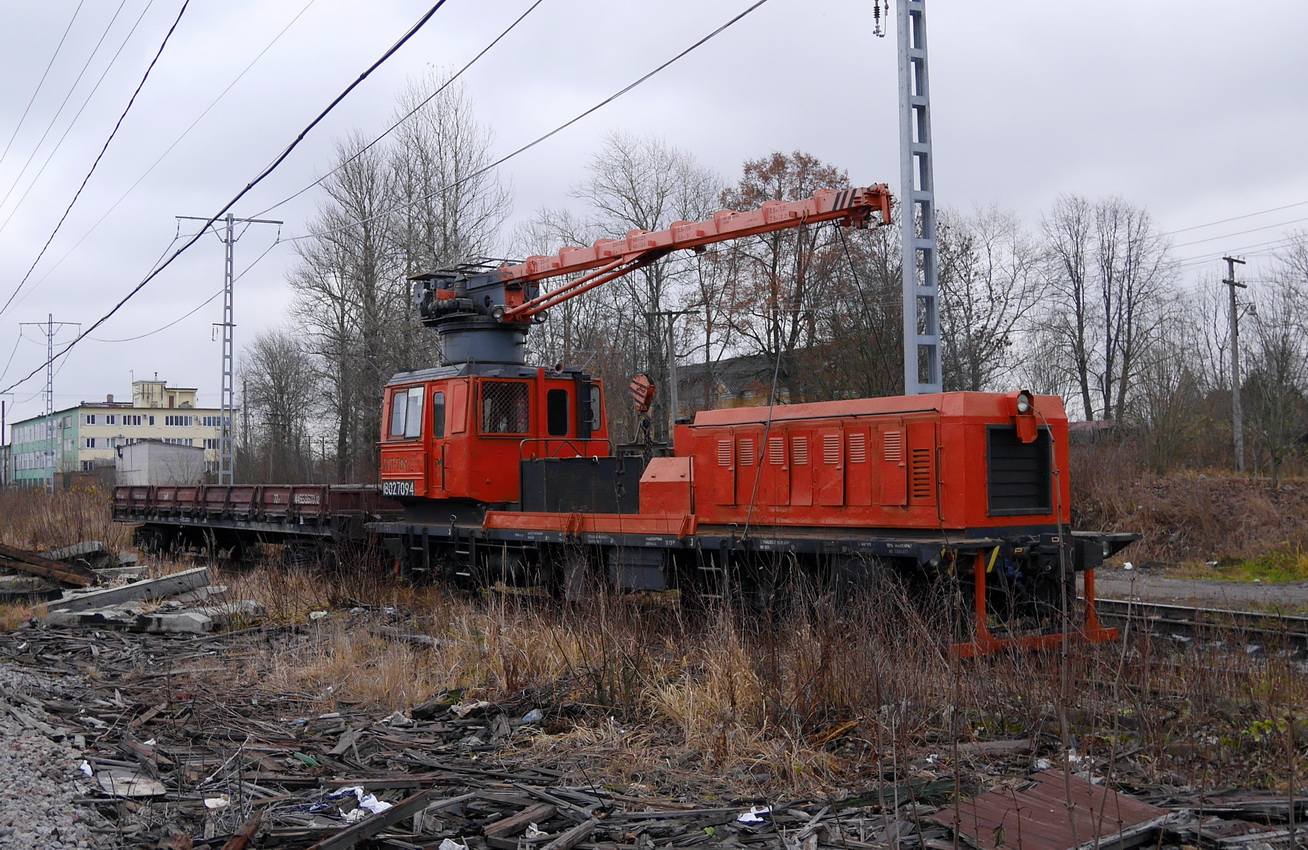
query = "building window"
(148, 416, 155, 426)
(204, 438, 219, 449)
(165, 415, 193, 427)
(81, 461, 95, 471)
(84, 438, 96, 449)
(84, 414, 97, 425)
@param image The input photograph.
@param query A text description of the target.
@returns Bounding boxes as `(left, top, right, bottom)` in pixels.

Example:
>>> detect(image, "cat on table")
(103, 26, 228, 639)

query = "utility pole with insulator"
(1222, 255, 1247, 473)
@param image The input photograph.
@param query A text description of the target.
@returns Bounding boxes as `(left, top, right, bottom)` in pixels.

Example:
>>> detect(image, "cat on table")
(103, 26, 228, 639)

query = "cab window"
(546, 389, 569, 437)
(432, 391, 446, 439)
(388, 387, 424, 439)
(481, 380, 530, 435)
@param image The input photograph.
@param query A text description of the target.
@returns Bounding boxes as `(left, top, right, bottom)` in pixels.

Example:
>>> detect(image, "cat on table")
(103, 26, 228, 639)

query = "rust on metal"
(932, 769, 1169, 849)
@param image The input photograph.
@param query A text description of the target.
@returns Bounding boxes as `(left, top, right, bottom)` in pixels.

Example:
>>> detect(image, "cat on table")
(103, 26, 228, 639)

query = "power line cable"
(254, 0, 544, 219)
(0, 0, 132, 213)
(1169, 214, 1308, 250)
(19, 0, 319, 301)
(0, 0, 159, 238)
(0, 0, 450, 397)
(0, 0, 87, 169)
(0, 0, 187, 322)
(91, 235, 281, 343)
(1161, 199, 1308, 238)
(284, 0, 772, 246)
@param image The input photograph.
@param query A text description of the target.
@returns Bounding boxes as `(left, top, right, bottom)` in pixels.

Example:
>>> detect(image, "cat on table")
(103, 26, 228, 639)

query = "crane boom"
(501, 184, 892, 320)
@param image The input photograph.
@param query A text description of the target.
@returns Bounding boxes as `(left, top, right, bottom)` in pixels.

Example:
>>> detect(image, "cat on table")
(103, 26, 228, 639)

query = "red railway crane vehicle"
(113, 184, 1135, 656)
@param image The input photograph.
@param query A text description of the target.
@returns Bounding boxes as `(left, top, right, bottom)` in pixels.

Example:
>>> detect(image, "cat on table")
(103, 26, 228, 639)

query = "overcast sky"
(2, 0, 1306, 428)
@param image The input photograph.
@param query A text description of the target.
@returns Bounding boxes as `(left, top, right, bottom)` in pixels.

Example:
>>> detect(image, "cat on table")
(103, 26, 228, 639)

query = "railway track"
(1092, 597, 1308, 656)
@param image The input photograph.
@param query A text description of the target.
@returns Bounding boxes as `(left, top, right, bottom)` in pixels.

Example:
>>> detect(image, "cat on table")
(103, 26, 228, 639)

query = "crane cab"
(379, 365, 608, 506)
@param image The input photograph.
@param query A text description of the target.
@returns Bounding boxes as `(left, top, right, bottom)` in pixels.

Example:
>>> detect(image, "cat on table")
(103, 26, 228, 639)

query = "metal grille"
(717, 439, 732, 467)
(792, 436, 809, 465)
(768, 436, 785, 465)
(738, 438, 755, 466)
(480, 381, 530, 434)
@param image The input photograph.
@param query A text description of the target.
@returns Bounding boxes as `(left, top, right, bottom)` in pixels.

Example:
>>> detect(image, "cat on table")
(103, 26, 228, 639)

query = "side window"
(432, 391, 445, 439)
(389, 387, 425, 439)
(481, 381, 530, 435)
(389, 391, 408, 438)
(546, 389, 569, 437)
(588, 384, 603, 430)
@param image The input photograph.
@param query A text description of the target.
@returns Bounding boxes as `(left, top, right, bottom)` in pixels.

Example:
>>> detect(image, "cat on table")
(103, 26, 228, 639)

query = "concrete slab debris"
(47, 566, 210, 612)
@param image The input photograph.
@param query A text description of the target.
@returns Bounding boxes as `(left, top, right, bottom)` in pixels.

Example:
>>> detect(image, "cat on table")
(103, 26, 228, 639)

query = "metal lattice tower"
(898, 0, 941, 394)
(19, 314, 78, 490)
(177, 213, 281, 484)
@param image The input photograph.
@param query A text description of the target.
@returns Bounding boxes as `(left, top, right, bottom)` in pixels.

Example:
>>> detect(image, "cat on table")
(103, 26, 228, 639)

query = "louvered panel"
(848, 432, 867, 464)
(768, 436, 785, 465)
(823, 433, 841, 464)
(717, 439, 732, 467)
(883, 430, 903, 462)
(910, 447, 933, 500)
(792, 436, 809, 465)
(738, 438, 755, 466)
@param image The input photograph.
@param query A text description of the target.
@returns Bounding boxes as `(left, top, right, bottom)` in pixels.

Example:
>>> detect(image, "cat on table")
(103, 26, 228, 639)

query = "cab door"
(428, 385, 449, 495)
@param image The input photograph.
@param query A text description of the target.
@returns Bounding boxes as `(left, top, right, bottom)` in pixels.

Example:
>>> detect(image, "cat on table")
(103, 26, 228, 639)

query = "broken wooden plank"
(0, 542, 97, 587)
(47, 566, 209, 612)
(541, 817, 599, 850)
(484, 802, 558, 848)
(218, 810, 262, 850)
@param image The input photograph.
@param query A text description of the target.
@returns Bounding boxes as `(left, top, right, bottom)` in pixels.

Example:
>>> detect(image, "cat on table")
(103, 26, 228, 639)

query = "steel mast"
(898, 0, 941, 394)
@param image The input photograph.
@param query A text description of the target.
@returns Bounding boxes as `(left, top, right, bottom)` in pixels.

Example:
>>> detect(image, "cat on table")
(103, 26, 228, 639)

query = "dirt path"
(1093, 567, 1308, 611)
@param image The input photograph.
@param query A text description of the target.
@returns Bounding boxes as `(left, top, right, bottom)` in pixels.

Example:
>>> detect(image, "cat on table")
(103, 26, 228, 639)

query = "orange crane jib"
(499, 184, 892, 320)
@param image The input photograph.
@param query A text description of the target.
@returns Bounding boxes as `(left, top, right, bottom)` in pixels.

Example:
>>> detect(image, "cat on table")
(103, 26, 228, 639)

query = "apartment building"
(8, 378, 227, 488)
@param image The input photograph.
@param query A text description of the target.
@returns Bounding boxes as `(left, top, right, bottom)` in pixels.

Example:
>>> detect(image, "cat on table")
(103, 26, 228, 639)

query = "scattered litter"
(438, 840, 469, 850)
(309, 610, 329, 621)
(451, 700, 491, 718)
(204, 795, 230, 810)
(737, 805, 771, 824)
(521, 708, 543, 724)
(78, 760, 93, 777)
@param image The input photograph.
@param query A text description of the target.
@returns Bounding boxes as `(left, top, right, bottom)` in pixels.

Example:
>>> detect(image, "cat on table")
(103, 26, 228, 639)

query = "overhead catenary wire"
(282, 0, 773, 246)
(0, 0, 87, 169)
(253, 0, 545, 219)
(91, 234, 282, 343)
(0, 0, 184, 322)
(0, 0, 136, 215)
(0, 0, 450, 397)
(18, 0, 319, 300)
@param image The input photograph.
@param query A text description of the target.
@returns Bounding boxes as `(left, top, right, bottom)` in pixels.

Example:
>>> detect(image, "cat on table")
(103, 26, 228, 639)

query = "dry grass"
(3, 488, 1306, 799)
(0, 485, 130, 551)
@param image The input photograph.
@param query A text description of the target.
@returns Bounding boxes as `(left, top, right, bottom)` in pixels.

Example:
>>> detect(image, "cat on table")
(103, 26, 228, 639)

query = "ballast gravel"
(0, 665, 118, 849)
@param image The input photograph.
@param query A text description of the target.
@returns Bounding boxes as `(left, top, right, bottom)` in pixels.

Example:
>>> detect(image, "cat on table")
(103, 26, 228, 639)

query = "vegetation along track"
(1093, 597, 1308, 656)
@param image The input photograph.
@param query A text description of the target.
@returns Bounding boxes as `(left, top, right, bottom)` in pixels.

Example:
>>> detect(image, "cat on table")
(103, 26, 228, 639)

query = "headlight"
(1016, 390, 1033, 414)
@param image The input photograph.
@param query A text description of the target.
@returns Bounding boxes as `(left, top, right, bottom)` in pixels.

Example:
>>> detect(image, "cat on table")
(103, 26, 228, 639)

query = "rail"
(517, 438, 612, 461)
(1092, 597, 1308, 656)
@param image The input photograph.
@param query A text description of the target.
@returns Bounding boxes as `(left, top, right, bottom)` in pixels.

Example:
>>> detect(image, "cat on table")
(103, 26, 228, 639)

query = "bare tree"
(290, 133, 403, 482)
(937, 205, 1043, 392)
(523, 132, 721, 437)
(389, 71, 511, 274)
(720, 152, 850, 380)
(240, 327, 321, 482)
(1244, 238, 1308, 485)
(1034, 195, 1177, 420)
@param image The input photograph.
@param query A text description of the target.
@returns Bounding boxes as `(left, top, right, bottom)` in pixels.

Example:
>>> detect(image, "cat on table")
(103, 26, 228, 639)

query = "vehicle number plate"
(381, 480, 416, 497)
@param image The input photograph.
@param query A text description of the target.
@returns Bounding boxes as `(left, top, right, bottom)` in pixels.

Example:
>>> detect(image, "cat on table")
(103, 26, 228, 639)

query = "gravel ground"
(1093, 567, 1308, 610)
(0, 666, 118, 849)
